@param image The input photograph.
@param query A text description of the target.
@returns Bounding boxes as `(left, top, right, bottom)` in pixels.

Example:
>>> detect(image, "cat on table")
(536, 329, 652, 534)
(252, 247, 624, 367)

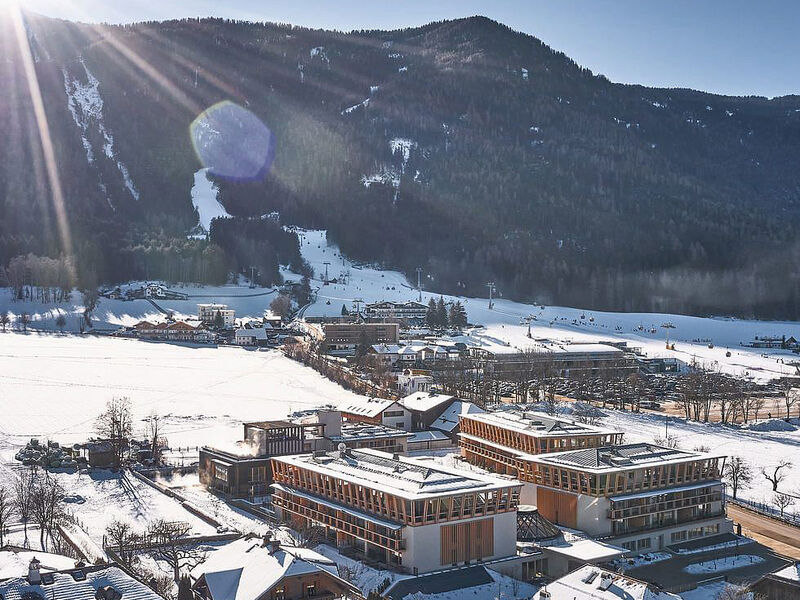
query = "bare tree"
(147, 520, 206, 582)
(773, 492, 796, 518)
(780, 382, 798, 420)
(653, 433, 680, 449)
(19, 312, 30, 333)
(723, 457, 753, 500)
(146, 412, 164, 465)
(750, 396, 765, 422)
(0, 484, 15, 547)
(96, 397, 133, 468)
(761, 459, 793, 492)
(13, 467, 37, 547)
(0, 310, 9, 332)
(106, 519, 141, 568)
(55, 313, 67, 333)
(31, 471, 66, 551)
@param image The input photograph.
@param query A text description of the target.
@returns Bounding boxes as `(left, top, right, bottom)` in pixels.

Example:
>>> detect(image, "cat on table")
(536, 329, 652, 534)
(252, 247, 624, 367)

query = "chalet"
(0, 558, 162, 600)
(395, 371, 434, 394)
(189, 536, 360, 600)
(399, 391, 459, 430)
(234, 327, 269, 346)
(339, 397, 411, 429)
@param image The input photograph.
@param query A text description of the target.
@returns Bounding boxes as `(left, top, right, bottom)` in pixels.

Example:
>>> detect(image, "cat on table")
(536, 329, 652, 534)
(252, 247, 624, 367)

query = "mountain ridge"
(1, 12, 799, 317)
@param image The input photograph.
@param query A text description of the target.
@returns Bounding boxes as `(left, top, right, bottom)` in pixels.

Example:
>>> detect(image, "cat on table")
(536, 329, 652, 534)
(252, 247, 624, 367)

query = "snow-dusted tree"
(773, 492, 796, 518)
(19, 312, 30, 332)
(761, 459, 793, 492)
(146, 411, 164, 465)
(146, 519, 206, 582)
(105, 519, 140, 568)
(0, 310, 9, 332)
(31, 471, 66, 551)
(95, 397, 133, 468)
(0, 484, 14, 547)
(269, 294, 292, 320)
(13, 467, 37, 547)
(653, 433, 680, 449)
(723, 457, 753, 500)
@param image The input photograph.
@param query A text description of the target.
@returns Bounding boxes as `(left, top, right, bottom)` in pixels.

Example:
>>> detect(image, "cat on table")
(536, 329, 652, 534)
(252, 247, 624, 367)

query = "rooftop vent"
(582, 570, 599, 584)
(539, 589, 550, 599)
(598, 574, 614, 591)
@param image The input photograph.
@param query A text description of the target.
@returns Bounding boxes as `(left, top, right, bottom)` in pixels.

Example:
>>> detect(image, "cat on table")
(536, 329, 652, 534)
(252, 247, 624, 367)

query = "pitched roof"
(400, 391, 455, 414)
(189, 538, 356, 600)
(0, 564, 162, 600)
(0, 549, 77, 579)
(339, 397, 400, 418)
(431, 401, 484, 433)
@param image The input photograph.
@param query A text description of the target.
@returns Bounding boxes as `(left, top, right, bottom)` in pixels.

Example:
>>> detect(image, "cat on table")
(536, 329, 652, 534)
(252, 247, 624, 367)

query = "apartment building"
(459, 410, 623, 494)
(323, 322, 399, 356)
(197, 303, 236, 328)
(270, 448, 521, 574)
(364, 300, 428, 322)
(525, 443, 730, 552)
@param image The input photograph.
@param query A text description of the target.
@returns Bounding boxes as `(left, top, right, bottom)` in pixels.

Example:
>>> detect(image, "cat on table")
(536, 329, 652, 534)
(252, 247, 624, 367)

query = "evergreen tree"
(341, 304, 349, 316)
(294, 275, 312, 307)
(436, 297, 448, 329)
(449, 301, 468, 329)
(213, 310, 224, 330)
(425, 298, 438, 329)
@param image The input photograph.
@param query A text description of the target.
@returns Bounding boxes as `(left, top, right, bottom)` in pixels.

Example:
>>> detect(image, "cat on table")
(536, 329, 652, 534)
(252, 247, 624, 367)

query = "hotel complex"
(270, 447, 521, 574)
(526, 443, 730, 551)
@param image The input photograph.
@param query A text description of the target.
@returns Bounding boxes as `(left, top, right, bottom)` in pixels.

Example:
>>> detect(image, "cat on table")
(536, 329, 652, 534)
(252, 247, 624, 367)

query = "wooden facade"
(536, 487, 578, 528)
(459, 414, 622, 480)
(440, 518, 494, 565)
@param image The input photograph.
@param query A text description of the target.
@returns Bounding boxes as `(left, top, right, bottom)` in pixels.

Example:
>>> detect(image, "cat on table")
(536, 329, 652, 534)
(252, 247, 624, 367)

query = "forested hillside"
(1, 13, 799, 316)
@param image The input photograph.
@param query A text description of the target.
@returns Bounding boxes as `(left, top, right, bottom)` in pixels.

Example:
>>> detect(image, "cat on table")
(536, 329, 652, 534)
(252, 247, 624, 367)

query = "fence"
(726, 494, 800, 527)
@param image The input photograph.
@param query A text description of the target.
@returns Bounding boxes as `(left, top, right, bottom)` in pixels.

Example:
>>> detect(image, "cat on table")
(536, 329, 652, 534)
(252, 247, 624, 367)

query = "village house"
(189, 535, 360, 600)
(339, 397, 411, 430)
(125, 320, 212, 343)
(0, 557, 162, 600)
(748, 562, 800, 599)
(395, 371, 434, 394)
(270, 447, 522, 574)
(234, 326, 270, 346)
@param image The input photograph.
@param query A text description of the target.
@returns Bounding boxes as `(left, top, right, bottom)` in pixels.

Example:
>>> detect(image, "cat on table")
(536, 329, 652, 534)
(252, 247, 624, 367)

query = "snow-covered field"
(0, 333, 364, 449)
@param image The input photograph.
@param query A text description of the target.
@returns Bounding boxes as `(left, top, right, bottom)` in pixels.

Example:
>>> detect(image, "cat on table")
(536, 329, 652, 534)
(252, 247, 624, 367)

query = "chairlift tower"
(323, 262, 330, 285)
(415, 267, 423, 302)
(487, 282, 496, 310)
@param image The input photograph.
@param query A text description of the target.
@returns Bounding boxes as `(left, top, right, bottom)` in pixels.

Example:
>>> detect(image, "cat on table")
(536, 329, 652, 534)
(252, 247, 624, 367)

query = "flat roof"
(461, 410, 618, 438)
(272, 448, 520, 500)
(400, 391, 455, 414)
(329, 423, 411, 442)
(529, 443, 725, 473)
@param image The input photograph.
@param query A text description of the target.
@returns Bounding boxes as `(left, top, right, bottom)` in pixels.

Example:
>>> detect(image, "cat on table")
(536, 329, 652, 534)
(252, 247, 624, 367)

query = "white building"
(395, 371, 434, 395)
(270, 448, 521, 574)
(198, 303, 236, 328)
(364, 300, 428, 322)
(234, 327, 268, 346)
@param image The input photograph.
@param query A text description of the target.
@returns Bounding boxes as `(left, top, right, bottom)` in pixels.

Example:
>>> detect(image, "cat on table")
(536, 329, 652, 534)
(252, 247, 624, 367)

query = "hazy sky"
(21, 0, 800, 98)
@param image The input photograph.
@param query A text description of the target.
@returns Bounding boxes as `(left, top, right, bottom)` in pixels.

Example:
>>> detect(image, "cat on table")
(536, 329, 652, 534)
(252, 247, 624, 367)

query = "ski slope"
(294, 229, 800, 383)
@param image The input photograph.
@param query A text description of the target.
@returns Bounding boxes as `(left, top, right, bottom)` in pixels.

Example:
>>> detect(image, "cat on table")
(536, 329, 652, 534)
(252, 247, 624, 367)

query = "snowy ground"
(294, 229, 800, 383)
(0, 333, 365, 449)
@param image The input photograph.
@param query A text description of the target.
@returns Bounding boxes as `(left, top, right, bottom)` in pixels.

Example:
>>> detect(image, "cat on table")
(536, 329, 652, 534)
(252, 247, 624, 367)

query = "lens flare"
(190, 101, 276, 181)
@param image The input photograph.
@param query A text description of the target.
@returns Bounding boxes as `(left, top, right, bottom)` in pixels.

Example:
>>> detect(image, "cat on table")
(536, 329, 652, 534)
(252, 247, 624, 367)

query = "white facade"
(198, 303, 236, 328)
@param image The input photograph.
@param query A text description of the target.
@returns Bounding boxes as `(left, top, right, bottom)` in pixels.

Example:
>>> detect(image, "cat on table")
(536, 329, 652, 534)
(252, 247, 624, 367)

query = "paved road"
(728, 503, 800, 560)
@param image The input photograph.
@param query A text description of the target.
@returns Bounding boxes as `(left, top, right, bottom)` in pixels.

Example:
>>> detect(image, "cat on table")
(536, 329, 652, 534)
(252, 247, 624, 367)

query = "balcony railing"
(608, 490, 723, 520)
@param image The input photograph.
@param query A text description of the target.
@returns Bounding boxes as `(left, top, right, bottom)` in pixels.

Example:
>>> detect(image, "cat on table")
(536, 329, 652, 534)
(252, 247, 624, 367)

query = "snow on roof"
(771, 562, 800, 583)
(272, 448, 520, 500)
(400, 391, 455, 414)
(532, 564, 680, 600)
(431, 401, 485, 433)
(529, 443, 725, 473)
(189, 537, 354, 600)
(542, 538, 626, 562)
(339, 397, 400, 418)
(0, 564, 162, 600)
(0, 549, 78, 579)
(462, 409, 617, 438)
(408, 430, 450, 442)
(235, 327, 268, 340)
(329, 423, 411, 442)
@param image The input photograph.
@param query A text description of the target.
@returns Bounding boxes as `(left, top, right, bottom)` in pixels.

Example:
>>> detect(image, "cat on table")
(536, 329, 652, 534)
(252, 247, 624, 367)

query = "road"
(727, 502, 800, 560)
